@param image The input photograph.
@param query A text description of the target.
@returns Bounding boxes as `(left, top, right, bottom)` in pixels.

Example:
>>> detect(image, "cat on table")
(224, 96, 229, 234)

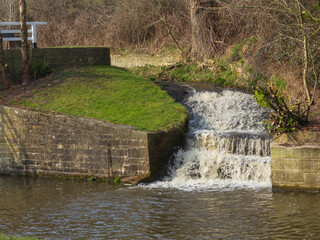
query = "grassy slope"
(0, 234, 37, 240)
(131, 37, 263, 91)
(14, 66, 187, 132)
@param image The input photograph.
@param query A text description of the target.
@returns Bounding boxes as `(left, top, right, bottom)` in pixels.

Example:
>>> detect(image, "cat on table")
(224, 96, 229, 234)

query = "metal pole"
(31, 24, 37, 48)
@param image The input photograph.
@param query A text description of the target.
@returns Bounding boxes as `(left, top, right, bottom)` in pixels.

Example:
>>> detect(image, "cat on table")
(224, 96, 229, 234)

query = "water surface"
(1, 89, 319, 240)
(1, 176, 320, 239)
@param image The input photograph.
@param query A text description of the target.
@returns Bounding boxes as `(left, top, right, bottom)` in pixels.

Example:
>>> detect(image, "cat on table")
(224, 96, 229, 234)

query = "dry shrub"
(23, 0, 190, 51)
(26, 0, 110, 47)
(188, 0, 277, 58)
(0, 0, 19, 22)
(0, 0, 317, 75)
(0, 0, 281, 57)
(105, 0, 190, 51)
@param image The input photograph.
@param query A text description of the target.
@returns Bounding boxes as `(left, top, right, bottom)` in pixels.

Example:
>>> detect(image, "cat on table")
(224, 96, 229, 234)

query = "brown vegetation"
(0, 0, 319, 130)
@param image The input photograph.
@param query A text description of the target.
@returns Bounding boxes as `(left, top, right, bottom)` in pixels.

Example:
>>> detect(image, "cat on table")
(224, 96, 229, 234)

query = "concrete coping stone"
(273, 132, 320, 146)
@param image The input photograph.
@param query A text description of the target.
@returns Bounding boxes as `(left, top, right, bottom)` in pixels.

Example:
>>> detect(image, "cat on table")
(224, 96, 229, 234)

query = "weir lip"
(188, 130, 272, 140)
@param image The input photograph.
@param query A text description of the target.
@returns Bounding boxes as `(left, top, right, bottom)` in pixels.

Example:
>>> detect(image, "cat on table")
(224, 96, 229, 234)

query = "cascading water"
(147, 88, 273, 190)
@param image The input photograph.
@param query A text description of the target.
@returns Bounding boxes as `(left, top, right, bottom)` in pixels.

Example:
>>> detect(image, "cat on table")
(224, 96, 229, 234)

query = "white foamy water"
(143, 89, 272, 190)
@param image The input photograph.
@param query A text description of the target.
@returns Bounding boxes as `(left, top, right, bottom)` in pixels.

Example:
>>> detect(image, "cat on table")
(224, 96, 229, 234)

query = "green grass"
(131, 42, 267, 91)
(131, 63, 216, 83)
(227, 36, 259, 62)
(13, 66, 188, 132)
(0, 234, 37, 240)
(131, 61, 251, 89)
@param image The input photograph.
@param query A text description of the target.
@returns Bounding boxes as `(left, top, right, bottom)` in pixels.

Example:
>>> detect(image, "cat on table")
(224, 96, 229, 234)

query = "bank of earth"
(0, 66, 188, 184)
(3, 66, 187, 132)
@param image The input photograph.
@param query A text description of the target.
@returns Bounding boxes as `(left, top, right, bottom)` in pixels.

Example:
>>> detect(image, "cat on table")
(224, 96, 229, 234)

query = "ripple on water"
(0, 176, 320, 239)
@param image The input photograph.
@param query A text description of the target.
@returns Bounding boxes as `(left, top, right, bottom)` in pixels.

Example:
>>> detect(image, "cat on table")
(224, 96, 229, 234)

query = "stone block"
(271, 145, 320, 160)
(304, 173, 320, 186)
(124, 165, 139, 172)
(273, 158, 314, 171)
(128, 148, 149, 159)
(271, 131, 320, 191)
(272, 169, 304, 183)
(271, 158, 284, 170)
(274, 132, 320, 146)
(313, 159, 320, 169)
(131, 131, 148, 140)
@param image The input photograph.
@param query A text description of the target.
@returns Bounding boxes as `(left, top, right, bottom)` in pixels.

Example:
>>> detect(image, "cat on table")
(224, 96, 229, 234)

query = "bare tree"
(268, 0, 319, 111)
(142, 0, 189, 59)
(189, 0, 216, 60)
(142, 0, 221, 61)
(253, 0, 320, 132)
(19, 0, 31, 85)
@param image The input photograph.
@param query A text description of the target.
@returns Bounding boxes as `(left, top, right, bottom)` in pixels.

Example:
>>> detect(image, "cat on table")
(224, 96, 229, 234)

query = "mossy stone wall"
(271, 132, 320, 191)
(0, 105, 187, 184)
(2, 47, 110, 85)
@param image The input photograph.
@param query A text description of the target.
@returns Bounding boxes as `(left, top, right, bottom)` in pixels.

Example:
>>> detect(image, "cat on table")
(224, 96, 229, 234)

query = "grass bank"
(13, 66, 188, 132)
(130, 37, 265, 91)
(0, 234, 37, 240)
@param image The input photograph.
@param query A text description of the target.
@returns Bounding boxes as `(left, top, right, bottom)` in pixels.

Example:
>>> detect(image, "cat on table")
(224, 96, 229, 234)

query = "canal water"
(1, 89, 320, 239)
(1, 176, 320, 239)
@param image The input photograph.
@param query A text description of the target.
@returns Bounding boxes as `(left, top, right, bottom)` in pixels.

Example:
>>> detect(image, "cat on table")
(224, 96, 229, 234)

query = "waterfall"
(147, 89, 272, 190)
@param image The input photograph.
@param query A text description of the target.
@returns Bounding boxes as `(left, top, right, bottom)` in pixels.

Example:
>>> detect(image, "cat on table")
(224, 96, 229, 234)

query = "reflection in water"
(1, 175, 320, 239)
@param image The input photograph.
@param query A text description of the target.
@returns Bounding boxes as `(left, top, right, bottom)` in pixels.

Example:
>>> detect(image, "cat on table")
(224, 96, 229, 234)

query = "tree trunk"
(189, 0, 216, 61)
(299, 6, 312, 105)
(19, 0, 31, 85)
(0, 34, 10, 90)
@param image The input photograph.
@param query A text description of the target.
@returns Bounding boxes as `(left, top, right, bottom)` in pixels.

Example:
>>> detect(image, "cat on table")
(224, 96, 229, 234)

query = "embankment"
(0, 105, 187, 184)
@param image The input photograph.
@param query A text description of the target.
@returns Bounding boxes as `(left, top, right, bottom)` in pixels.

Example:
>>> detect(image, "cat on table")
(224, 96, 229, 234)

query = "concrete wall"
(2, 47, 110, 85)
(271, 132, 320, 191)
(111, 53, 180, 68)
(0, 105, 187, 184)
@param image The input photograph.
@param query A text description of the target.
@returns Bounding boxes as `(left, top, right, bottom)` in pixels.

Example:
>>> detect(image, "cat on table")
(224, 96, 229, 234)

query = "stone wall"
(271, 132, 320, 191)
(111, 53, 180, 68)
(2, 47, 110, 85)
(0, 105, 187, 184)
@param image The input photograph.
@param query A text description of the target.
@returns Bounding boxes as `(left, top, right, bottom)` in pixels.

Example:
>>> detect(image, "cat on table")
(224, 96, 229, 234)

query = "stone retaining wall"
(111, 53, 180, 68)
(0, 105, 187, 184)
(2, 47, 110, 85)
(271, 132, 320, 191)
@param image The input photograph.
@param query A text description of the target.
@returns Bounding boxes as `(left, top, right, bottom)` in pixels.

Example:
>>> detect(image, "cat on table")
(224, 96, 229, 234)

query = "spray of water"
(144, 89, 272, 190)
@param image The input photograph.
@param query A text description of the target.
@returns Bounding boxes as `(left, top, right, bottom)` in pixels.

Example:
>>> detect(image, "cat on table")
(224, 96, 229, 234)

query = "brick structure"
(271, 132, 320, 191)
(0, 105, 187, 184)
(2, 47, 111, 84)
